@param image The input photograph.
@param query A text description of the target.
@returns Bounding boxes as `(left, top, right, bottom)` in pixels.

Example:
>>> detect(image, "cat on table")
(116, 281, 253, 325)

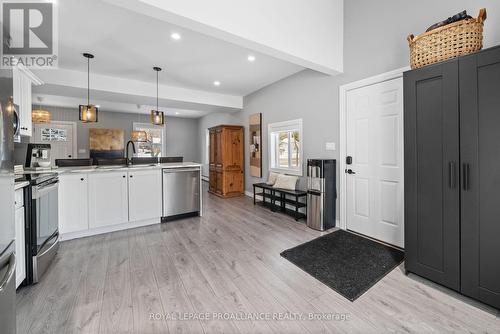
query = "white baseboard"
(60, 218, 161, 241)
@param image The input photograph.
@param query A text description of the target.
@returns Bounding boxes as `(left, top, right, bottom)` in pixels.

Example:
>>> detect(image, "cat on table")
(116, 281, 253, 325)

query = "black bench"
(253, 183, 307, 221)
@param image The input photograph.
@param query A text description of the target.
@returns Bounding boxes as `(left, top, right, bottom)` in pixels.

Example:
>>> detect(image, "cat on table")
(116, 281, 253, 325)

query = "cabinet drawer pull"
(462, 163, 470, 191)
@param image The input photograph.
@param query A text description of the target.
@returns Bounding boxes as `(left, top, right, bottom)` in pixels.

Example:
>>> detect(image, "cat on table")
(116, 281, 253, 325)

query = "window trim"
(132, 122, 166, 156)
(268, 118, 303, 176)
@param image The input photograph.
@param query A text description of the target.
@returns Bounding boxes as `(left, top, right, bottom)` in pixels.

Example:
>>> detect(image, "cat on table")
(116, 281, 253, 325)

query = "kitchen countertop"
(14, 181, 29, 190)
(31, 162, 202, 175)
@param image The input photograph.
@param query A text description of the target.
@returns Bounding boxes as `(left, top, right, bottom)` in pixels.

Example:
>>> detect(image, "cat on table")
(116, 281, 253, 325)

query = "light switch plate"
(325, 142, 336, 151)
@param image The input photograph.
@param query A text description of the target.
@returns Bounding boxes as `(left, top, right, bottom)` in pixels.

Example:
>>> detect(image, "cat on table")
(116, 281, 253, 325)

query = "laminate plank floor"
(17, 185, 500, 333)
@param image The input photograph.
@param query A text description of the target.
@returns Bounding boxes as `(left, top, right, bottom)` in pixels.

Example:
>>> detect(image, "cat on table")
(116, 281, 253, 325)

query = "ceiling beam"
(32, 68, 243, 110)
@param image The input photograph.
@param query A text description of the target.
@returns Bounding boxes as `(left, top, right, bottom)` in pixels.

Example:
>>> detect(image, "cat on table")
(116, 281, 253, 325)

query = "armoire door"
(460, 47, 500, 309)
(404, 60, 460, 290)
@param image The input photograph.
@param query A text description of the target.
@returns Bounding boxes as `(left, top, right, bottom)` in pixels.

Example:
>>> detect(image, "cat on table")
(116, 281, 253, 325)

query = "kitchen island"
(55, 162, 202, 240)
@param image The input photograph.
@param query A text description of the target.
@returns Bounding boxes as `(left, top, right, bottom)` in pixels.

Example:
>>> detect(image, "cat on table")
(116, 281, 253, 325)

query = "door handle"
(462, 163, 470, 191)
(448, 161, 457, 189)
(345, 169, 356, 174)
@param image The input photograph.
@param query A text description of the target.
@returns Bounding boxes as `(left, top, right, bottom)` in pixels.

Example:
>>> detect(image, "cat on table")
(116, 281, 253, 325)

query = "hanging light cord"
(156, 69, 159, 112)
(87, 56, 90, 106)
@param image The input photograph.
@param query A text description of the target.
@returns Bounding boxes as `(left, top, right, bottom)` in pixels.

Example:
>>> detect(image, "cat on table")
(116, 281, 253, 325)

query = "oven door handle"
(0, 253, 15, 293)
(32, 182, 59, 199)
(37, 233, 59, 258)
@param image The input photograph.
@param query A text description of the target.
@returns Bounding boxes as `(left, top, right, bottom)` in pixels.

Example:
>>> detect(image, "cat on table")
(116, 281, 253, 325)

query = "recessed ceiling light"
(171, 32, 181, 40)
(175, 112, 180, 115)
(213, 81, 221, 86)
(247, 55, 256, 62)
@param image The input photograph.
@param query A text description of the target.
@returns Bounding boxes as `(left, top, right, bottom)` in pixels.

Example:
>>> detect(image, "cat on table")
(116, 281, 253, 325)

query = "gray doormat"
(280, 230, 405, 301)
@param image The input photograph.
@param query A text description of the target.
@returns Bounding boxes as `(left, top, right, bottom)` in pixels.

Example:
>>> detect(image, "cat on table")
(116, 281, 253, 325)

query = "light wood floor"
(17, 186, 500, 333)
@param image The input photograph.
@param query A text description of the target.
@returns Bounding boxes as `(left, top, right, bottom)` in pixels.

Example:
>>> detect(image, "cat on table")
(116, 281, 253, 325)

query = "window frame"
(132, 122, 166, 157)
(268, 118, 303, 176)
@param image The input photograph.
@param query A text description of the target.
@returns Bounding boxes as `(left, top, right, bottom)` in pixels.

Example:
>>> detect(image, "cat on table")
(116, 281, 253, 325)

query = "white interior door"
(346, 77, 404, 248)
(32, 122, 76, 166)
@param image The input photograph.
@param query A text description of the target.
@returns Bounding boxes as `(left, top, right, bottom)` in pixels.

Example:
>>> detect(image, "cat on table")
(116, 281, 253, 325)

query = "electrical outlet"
(325, 142, 336, 151)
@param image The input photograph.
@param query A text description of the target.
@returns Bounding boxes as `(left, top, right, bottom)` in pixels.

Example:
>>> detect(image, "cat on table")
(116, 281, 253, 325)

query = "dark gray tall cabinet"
(404, 46, 500, 310)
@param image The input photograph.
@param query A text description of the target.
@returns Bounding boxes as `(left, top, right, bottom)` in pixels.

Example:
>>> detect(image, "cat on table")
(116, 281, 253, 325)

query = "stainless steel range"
(16, 173, 59, 284)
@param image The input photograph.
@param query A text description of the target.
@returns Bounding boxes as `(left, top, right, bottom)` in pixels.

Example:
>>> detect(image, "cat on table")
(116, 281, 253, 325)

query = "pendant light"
(32, 96, 51, 123)
(150, 66, 164, 125)
(79, 53, 98, 122)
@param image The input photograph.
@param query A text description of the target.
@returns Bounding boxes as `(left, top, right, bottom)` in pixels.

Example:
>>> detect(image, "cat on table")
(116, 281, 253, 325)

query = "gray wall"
(197, 0, 500, 215)
(28, 106, 200, 162)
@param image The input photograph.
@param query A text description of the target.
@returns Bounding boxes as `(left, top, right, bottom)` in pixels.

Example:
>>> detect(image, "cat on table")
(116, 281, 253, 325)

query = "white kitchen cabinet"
(58, 173, 89, 234)
(15, 190, 26, 288)
(88, 171, 128, 228)
(128, 169, 162, 221)
(12, 67, 38, 137)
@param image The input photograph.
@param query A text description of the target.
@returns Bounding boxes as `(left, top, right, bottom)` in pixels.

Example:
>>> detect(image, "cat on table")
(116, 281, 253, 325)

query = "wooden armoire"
(208, 125, 244, 198)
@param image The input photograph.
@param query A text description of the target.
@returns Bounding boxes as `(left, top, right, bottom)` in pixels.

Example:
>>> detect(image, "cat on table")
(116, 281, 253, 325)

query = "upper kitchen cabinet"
(88, 171, 129, 229)
(128, 169, 162, 222)
(12, 65, 43, 137)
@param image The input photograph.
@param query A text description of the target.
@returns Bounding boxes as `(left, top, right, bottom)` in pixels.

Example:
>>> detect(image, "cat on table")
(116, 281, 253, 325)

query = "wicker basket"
(408, 8, 487, 69)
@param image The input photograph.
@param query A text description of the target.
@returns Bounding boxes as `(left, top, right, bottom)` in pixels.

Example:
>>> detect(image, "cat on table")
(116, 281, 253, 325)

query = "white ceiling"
(55, 0, 304, 97)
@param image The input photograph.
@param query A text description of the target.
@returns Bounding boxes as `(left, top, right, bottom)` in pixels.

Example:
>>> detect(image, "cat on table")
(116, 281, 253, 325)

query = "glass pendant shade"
(79, 104, 99, 123)
(32, 109, 51, 123)
(80, 53, 98, 122)
(131, 130, 148, 142)
(150, 110, 164, 125)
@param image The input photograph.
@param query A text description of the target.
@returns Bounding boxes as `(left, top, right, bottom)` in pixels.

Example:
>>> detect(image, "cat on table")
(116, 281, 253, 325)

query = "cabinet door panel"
(460, 48, 500, 309)
(128, 169, 162, 221)
(215, 129, 223, 167)
(58, 174, 88, 234)
(404, 60, 460, 290)
(209, 130, 216, 166)
(209, 169, 216, 192)
(216, 171, 223, 194)
(88, 171, 128, 228)
(224, 170, 243, 195)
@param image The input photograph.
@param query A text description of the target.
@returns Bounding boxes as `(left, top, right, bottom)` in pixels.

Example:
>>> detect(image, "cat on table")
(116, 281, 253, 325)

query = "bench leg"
(253, 186, 256, 205)
(295, 195, 299, 221)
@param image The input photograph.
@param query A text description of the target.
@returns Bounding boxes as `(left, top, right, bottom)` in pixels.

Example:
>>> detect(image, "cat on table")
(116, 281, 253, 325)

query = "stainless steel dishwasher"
(162, 168, 200, 220)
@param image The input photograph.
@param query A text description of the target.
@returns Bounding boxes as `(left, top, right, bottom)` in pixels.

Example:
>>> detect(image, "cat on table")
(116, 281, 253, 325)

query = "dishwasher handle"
(163, 168, 200, 173)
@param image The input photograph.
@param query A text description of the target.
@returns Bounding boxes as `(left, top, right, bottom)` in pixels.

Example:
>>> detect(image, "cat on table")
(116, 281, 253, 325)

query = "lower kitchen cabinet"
(58, 173, 89, 234)
(128, 169, 162, 221)
(88, 171, 128, 228)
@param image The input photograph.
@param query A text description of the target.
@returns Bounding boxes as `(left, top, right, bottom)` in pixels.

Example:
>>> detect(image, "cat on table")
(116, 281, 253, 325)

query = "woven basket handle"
(477, 8, 487, 23)
(407, 34, 415, 45)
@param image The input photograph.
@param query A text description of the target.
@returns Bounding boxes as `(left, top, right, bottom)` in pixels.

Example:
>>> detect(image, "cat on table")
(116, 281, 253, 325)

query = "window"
(133, 122, 165, 157)
(268, 119, 303, 175)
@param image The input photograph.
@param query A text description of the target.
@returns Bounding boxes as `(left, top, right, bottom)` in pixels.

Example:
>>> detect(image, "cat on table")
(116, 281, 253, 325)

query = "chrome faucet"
(126, 140, 136, 165)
